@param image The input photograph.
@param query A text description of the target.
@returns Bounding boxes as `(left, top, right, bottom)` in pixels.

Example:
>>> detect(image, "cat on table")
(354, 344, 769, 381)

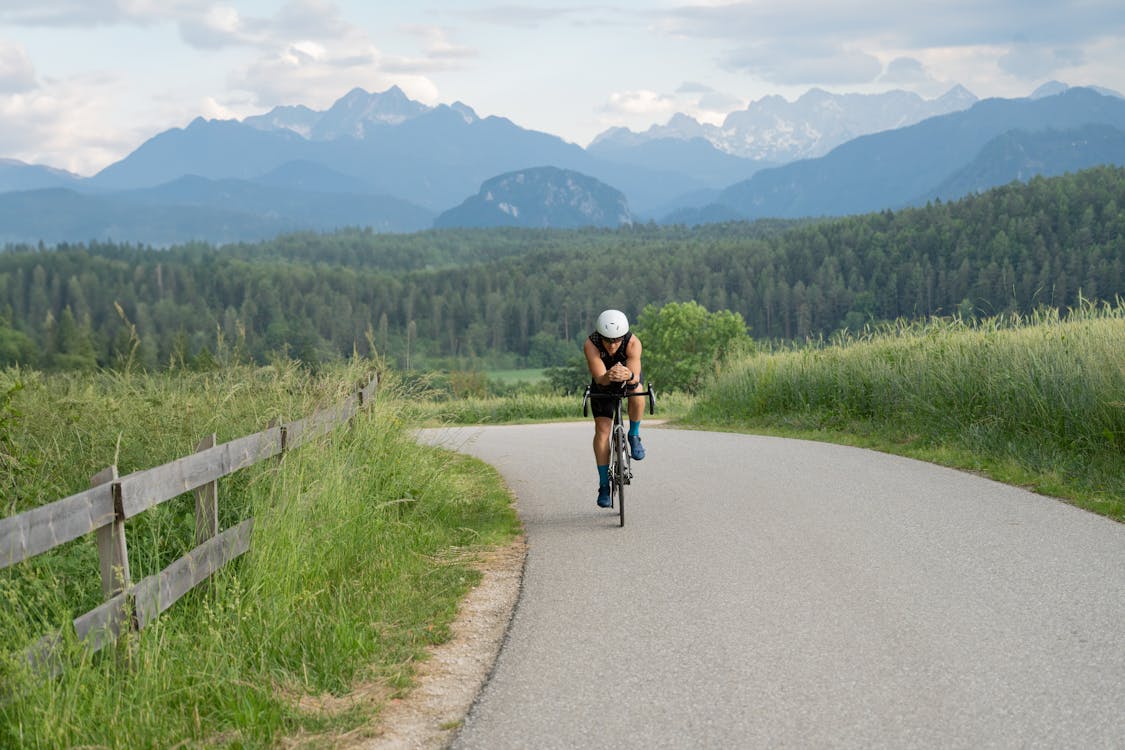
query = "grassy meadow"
(1, 361, 520, 748)
(685, 301, 1125, 520)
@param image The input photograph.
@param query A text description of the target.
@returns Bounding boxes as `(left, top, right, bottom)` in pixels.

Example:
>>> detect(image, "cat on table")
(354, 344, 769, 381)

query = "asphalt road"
(418, 422, 1125, 749)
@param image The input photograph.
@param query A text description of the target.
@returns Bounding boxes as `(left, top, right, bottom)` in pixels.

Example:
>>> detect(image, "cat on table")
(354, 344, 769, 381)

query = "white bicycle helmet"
(595, 309, 629, 338)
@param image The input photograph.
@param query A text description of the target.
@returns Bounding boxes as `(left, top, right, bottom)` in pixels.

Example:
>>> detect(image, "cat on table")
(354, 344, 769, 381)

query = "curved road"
(419, 422, 1125, 749)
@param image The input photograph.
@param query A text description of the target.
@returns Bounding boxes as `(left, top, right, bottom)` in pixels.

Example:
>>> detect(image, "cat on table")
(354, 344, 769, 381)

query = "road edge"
(351, 534, 528, 749)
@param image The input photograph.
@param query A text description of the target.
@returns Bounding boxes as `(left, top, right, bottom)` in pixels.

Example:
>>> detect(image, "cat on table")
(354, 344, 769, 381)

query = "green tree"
(0, 322, 37, 367)
(634, 301, 750, 393)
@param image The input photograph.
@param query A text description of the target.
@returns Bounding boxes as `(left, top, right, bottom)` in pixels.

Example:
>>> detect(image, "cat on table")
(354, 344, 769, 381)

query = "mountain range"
(1, 81, 1123, 245)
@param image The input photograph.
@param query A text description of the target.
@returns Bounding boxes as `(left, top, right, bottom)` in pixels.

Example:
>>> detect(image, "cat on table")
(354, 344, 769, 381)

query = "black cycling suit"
(589, 331, 641, 419)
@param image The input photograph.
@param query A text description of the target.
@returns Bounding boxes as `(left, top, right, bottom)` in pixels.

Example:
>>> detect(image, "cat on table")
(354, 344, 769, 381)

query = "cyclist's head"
(596, 309, 629, 339)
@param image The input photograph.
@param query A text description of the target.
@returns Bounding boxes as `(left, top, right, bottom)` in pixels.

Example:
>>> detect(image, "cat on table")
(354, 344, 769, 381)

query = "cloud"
(603, 89, 676, 116)
(0, 40, 36, 93)
(999, 38, 1086, 79)
(660, 1, 1125, 49)
(457, 5, 583, 29)
(0, 0, 211, 28)
(656, 2, 1125, 90)
(722, 42, 883, 85)
(0, 70, 140, 174)
(879, 57, 929, 84)
(380, 25, 476, 74)
(676, 81, 714, 94)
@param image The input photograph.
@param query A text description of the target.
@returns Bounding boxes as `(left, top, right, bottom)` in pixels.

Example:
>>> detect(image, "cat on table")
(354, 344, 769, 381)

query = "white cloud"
(722, 42, 883, 85)
(999, 38, 1086, 80)
(457, 5, 581, 29)
(603, 89, 676, 116)
(0, 0, 212, 28)
(0, 40, 37, 93)
(0, 71, 139, 174)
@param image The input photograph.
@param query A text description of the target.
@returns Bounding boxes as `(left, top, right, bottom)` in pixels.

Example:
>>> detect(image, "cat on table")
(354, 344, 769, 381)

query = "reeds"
(688, 301, 1125, 516)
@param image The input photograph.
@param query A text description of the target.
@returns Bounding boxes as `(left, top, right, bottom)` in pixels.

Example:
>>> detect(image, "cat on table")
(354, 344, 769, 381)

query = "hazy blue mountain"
(9, 83, 1125, 244)
(251, 160, 379, 194)
(434, 167, 631, 229)
(245, 86, 431, 139)
(89, 117, 312, 189)
(119, 175, 433, 231)
(586, 136, 769, 189)
(77, 88, 760, 219)
(1030, 80, 1123, 99)
(592, 86, 979, 163)
(242, 103, 321, 138)
(0, 159, 84, 192)
(0, 188, 288, 246)
(0, 176, 433, 246)
(712, 88, 1125, 220)
(922, 123, 1125, 201)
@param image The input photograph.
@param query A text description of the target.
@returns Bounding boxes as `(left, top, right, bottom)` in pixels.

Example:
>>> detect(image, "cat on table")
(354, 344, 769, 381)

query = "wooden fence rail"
(2, 373, 379, 678)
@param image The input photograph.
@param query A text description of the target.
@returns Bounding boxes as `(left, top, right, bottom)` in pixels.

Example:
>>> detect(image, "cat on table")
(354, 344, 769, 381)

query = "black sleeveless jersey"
(589, 331, 633, 391)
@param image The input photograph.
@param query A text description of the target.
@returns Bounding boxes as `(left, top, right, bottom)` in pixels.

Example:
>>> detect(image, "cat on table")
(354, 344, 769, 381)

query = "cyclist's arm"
(624, 335, 643, 386)
(585, 338, 626, 387)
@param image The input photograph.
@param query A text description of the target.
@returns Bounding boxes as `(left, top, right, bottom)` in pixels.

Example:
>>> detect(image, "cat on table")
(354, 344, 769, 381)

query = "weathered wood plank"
(116, 429, 282, 519)
(73, 591, 132, 655)
(285, 406, 341, 450)
(360, 374, 379, 405)
(18, 591, 132, 679)
(92, 465, 130, 599)
(0, 483, 115, 569)
(21, 629, 65, 679)
(193, 434, 219, 546)
(133, 518, 254, 629)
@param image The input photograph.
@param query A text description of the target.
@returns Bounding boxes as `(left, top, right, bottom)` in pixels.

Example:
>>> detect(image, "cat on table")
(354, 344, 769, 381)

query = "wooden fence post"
(193, 433, 219, 546)
(93, 466, 129, 599)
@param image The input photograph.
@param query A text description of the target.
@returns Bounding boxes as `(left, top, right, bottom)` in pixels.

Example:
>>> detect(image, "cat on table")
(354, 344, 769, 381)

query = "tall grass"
(687, 302, 1125, 518)
(1, 365, 520, 748)
(404, 388, 695, 426)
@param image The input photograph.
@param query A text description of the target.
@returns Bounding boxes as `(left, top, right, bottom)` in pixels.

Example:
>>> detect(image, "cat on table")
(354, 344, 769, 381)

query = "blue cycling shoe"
(628, 434, 645, 460)
(597, 484, 612, 508)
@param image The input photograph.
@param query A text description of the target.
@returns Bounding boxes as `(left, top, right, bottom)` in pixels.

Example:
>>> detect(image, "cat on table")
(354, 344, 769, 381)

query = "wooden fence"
(1, 374, 379, 677)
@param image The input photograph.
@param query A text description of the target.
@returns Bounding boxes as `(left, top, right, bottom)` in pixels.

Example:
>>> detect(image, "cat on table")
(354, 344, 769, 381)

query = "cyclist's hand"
(607, 364, 630, 382)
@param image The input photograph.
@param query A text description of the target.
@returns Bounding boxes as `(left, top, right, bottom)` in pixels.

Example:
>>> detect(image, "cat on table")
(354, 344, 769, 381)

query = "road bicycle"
(582, 383, 656, 527)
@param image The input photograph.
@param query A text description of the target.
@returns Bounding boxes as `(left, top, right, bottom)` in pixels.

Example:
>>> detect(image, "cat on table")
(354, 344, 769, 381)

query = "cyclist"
(585, 309, 646, 508)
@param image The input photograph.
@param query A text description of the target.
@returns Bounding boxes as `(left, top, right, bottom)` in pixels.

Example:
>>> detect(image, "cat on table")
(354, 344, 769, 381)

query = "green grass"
(486, 368, 547, 385)
(405, 388, 695, 426)
(1, 364, 521, 748)
(684, 302, 1125, 520)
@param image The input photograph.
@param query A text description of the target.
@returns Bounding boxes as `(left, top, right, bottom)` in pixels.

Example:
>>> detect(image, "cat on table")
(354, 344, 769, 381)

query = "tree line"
(0, 166, 1122, 372)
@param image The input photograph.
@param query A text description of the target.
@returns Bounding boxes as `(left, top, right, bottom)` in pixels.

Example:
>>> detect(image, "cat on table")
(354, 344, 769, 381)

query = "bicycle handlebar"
(582, 383, 656, 417)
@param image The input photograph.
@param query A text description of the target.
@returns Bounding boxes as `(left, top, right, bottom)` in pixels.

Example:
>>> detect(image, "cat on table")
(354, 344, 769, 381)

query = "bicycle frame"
(582, 384, 655, 527)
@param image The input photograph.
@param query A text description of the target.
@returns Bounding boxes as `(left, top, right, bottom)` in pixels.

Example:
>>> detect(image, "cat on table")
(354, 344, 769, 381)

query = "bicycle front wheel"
(613, 429, 627, 527)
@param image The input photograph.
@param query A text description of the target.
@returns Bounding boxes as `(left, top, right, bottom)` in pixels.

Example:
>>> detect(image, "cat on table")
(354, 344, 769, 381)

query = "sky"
(2, 1, 1124, 176)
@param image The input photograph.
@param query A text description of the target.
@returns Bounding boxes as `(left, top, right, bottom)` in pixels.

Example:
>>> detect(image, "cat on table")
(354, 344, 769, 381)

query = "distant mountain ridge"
(434, 167, 631, 229)
(591, 85, 980, 163)
(924, 123, 1125, 201)
(0, 159, 83, 192)
(704, 87, 1125, 222)
(3, 82, 1125, 244)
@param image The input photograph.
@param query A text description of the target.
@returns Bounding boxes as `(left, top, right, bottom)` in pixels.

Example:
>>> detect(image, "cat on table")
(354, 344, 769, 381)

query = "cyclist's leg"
(593, 416, 612, 465)
(593, 415, 613, 506)
(625, 382, 646, 460)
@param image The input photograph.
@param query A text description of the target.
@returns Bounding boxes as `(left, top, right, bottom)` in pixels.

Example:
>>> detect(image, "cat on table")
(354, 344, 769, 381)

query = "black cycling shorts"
(589, 378, 643, 419)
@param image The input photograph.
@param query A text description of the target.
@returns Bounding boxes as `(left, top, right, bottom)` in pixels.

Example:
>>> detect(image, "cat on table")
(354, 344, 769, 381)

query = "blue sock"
(629, 421, 640, 437)
(597, 465, 609, 486)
